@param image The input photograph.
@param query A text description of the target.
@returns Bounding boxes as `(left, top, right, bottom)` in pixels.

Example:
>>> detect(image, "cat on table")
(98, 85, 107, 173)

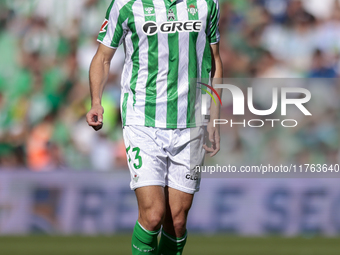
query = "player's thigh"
(163, 187, 194, 235)
(165, 186, 194, 215)
(167, 127, 205, 194)
(135, 186, 166, 229)
(135, 186, 166, 212)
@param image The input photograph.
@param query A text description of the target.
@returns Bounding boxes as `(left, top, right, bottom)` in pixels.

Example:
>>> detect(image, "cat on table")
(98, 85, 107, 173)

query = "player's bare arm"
(204, 42, 223, 157)
(86, 44, 116, 131)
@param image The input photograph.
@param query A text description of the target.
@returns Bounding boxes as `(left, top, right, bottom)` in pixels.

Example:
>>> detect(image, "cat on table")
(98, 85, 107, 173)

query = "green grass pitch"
(0, 235, 339, 255)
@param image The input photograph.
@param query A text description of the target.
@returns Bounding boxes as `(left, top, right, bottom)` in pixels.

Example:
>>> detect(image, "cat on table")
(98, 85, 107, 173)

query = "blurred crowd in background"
(0, 0, 340, 171)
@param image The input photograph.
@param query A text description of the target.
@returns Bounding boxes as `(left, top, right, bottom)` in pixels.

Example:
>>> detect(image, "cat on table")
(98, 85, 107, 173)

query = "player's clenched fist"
(86, 104, 104, 131)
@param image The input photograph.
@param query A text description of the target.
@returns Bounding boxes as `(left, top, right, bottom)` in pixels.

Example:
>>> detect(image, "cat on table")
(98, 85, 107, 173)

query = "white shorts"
(123, 125, 205, 194)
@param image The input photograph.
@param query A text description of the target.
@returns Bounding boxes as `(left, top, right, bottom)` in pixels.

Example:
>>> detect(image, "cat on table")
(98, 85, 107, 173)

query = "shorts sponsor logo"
(186, 173, 198, 181)
(133, 174, 139, 182)
(143, 21, 202, 35)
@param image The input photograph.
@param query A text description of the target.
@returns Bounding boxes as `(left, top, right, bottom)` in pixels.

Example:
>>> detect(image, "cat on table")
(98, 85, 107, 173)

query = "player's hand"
(86, 104, 104, 131)
(203, 122, 220, 157)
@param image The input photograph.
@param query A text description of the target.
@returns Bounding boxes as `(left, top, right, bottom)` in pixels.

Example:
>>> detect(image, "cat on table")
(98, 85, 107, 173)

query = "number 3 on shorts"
(126, 146, 143, 170)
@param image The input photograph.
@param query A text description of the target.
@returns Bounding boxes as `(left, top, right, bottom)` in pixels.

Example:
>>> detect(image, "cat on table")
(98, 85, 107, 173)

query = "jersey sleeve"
(97, 0, 126, 49)
(208, 0, 220, 44)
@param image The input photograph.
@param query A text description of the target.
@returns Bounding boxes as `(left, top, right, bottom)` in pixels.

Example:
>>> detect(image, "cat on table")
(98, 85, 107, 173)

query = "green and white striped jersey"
(97, 0, 220, 128)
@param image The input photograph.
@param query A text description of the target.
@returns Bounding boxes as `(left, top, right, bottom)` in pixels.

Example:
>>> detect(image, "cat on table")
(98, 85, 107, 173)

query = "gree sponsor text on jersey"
(143, 20, 202, 35)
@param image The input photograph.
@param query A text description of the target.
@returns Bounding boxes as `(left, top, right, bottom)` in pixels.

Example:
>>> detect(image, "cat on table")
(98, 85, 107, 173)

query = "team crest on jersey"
(187, 4, 198, 16)
(168, 9, 175, 21)
(100, 19, 109, 33)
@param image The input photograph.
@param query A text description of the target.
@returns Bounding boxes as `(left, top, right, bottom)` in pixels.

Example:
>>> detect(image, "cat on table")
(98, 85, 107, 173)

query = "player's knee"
(142, 207, 165, 231)
(172, 215, 187, 234)
(146, 212, 164, 230)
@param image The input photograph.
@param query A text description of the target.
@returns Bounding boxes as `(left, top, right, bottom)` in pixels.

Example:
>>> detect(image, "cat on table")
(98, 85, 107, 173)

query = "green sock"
(157, 229, 187, 255)
(131, 221, 160, 255)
